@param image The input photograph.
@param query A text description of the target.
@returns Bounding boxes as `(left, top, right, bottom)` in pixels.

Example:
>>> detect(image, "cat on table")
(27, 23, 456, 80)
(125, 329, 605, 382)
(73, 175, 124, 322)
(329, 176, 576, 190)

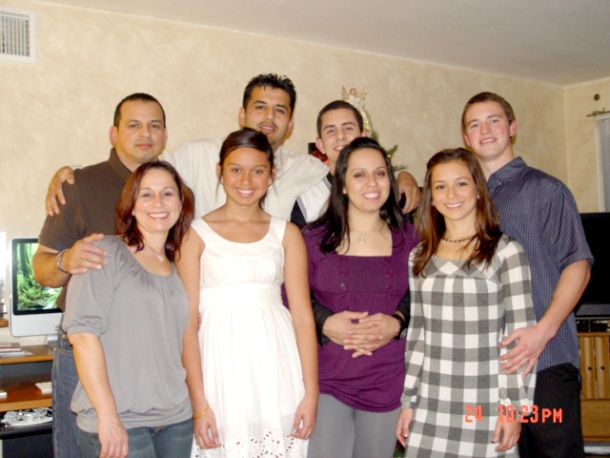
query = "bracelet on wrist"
(56, 249, 69, 274)
(192, 405, 209, 420)
(392, 313, 408, 340)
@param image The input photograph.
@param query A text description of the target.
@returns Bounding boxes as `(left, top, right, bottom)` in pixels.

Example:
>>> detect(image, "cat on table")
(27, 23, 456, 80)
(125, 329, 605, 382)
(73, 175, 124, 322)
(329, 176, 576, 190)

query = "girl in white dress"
(178, 129, 318, 458)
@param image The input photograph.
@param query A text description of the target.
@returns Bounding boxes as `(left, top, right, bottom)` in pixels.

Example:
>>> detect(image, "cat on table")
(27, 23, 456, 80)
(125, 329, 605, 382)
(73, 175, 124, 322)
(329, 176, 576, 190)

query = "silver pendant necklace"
(144, 245, 165, 262)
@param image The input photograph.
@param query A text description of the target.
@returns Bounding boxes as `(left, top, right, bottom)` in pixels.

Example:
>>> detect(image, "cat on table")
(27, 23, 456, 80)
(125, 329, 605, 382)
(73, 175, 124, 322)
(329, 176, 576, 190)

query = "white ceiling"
(38, 0, 610, 86)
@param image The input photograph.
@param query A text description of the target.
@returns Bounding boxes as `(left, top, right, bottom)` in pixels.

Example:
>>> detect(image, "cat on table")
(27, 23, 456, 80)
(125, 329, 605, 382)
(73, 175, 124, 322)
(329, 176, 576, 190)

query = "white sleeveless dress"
(191, 217, 307, 458)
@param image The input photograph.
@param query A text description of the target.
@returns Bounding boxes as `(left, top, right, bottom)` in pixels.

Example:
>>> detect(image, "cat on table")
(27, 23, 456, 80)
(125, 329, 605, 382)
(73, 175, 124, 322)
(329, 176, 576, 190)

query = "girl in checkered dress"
(396, 149, 536, 457)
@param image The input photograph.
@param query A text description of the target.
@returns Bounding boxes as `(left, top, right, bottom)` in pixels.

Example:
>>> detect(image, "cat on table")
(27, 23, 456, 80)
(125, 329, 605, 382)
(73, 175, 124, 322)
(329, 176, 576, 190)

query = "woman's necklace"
(441, 234, 476, 243)
(144, 245, 165, 262)
(353, 227, 385, 244)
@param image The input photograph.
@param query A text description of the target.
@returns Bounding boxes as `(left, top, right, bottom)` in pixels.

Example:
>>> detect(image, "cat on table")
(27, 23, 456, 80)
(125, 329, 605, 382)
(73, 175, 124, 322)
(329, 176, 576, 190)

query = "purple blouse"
(304, 223, 417, 412)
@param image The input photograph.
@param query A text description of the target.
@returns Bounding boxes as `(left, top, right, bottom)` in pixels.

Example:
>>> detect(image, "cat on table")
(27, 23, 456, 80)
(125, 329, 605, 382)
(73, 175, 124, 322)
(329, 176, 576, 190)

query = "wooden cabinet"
(0, 345, 54, 457)
(579, 332, 610, 441)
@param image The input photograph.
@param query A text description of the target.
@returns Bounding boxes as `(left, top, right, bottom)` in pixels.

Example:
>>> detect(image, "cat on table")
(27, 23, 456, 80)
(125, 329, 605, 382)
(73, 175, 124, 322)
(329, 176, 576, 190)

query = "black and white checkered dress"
(402, 235, 536, 457)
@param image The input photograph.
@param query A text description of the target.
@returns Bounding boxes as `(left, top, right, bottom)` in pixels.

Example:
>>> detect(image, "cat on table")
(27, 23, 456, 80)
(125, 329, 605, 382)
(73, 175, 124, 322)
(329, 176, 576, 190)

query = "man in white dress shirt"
(47, 74, 420, 223)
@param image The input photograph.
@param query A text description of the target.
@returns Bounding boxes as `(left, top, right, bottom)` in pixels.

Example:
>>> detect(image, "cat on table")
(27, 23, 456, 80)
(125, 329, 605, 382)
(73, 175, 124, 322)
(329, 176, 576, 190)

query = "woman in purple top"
(303, 138, 417, 458)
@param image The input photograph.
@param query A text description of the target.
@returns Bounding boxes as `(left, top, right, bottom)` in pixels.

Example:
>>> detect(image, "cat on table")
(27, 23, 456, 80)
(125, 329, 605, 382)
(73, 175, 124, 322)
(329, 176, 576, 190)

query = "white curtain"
(596, 114, 610, 211)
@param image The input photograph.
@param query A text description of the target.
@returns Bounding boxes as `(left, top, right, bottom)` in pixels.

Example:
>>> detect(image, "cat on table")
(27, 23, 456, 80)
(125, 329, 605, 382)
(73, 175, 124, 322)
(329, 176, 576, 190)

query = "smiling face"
(133, 168, 182, 236)
(343, 147, 391, 215)
(316, 108, 365, 175)
(238, 86, 294, 152)
(462, 101, 517, 172)
(430, 160, 478, 226)
(110, 100, 167, 172)
(218, 147, 274, 207)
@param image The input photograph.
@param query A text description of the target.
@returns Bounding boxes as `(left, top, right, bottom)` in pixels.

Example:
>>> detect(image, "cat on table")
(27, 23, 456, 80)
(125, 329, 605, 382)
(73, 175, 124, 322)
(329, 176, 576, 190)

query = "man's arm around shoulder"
(33, 234, 108, 288)
(33, 245, 71, 288)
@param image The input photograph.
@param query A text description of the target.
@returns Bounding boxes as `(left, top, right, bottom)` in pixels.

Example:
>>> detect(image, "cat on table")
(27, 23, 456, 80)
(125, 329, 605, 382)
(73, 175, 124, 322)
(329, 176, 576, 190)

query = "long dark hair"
(307, 137, 404, 253)
(115, 161, 194, 262)
(412, 148, 501, 276)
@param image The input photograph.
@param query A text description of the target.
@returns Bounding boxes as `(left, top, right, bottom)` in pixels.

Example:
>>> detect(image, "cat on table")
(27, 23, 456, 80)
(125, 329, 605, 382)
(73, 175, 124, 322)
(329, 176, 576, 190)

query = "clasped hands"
(322, 311, 399, 358)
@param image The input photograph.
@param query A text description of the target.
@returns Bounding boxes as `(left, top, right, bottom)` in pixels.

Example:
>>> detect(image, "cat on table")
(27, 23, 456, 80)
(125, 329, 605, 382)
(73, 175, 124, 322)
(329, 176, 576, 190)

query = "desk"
(0, 345, 53, 411)
(0, 345, 54, 457)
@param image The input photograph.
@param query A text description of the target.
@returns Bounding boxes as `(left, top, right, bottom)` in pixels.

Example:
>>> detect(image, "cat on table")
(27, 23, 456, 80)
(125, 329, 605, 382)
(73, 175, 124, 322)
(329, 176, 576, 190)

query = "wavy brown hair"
(412, 148, 501, 276)
(115, 161, 194, 262)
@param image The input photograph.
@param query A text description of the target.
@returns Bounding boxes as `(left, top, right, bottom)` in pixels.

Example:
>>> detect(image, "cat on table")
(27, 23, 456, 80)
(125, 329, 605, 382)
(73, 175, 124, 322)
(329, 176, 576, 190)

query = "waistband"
(201, 284, 282, 309)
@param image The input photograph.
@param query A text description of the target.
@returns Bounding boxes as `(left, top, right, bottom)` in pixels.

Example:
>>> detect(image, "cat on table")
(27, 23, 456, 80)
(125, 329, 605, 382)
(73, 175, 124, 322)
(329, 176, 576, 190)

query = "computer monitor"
(9, 238, 62, 341)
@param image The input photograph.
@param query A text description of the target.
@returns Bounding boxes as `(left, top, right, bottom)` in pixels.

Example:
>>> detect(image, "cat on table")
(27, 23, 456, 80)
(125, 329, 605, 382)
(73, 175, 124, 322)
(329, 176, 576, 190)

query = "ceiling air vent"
(0, 7, 35, 63)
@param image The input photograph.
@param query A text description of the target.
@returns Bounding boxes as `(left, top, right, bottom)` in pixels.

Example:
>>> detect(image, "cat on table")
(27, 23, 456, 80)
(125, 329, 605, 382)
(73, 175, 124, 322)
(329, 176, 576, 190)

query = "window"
(595, 113, 610, 211)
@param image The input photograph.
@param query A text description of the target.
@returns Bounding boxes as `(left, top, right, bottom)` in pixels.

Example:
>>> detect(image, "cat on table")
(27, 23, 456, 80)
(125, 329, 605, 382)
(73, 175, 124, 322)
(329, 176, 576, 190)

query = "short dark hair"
(316, 100, 364, 137)
(115, 161, 194, 262)
(412, 148, 501, 276)
(461, 92, 515, 133)
(113, 93, 166, 128)
(218, 128, 275, 209)
(307, 137, 404, 253)
(242, 74, 296, 114)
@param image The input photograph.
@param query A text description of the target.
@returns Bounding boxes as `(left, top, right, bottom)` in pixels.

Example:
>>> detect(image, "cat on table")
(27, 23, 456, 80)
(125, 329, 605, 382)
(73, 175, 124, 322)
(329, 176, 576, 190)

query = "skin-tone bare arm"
(175, 228, 220, 449)
(69, 332, 128, 458)
(499, 259, 591, 377)
(282, 223, 319, 439)
(396, 171, 422, 213)
(45, 166, 75, 216)
(33, 234, 107, 288)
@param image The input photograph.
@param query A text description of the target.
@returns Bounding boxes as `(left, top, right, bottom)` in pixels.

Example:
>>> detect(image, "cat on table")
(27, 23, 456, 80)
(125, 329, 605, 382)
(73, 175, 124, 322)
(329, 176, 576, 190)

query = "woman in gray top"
(63, 161, 195, 458)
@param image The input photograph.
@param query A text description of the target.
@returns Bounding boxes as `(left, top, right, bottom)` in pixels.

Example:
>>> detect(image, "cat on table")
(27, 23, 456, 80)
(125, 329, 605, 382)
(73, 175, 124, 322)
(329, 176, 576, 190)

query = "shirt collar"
(108, 148, 133, 182)
(487, 157, 526, 192)
(274, 145, 286, 175)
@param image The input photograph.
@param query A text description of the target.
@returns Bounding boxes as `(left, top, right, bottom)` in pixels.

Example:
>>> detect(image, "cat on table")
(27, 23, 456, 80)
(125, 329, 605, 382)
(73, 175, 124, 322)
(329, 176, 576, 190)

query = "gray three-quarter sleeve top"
(63, 236, 192, 433)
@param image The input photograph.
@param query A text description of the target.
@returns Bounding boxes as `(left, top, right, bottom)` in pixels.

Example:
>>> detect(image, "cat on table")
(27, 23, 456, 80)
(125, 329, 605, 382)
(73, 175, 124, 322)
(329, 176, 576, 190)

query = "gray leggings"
(308, 394, 400, 458)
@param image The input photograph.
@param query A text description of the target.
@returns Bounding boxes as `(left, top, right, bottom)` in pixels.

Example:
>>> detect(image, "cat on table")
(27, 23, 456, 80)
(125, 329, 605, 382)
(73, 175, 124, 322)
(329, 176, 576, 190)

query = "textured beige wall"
(564, 77, 610, 212)
(0, 0, 594, 244)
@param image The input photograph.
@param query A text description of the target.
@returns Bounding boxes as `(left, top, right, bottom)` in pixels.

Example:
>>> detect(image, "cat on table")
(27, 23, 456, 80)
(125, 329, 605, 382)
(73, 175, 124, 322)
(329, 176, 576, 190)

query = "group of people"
(31, 73, 592, 458)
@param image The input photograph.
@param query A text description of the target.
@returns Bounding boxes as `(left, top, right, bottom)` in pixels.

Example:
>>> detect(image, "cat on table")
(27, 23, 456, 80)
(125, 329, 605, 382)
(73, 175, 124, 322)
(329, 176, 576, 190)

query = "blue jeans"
(52, 325, 80, 458)
(79, 418, 193, 458)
